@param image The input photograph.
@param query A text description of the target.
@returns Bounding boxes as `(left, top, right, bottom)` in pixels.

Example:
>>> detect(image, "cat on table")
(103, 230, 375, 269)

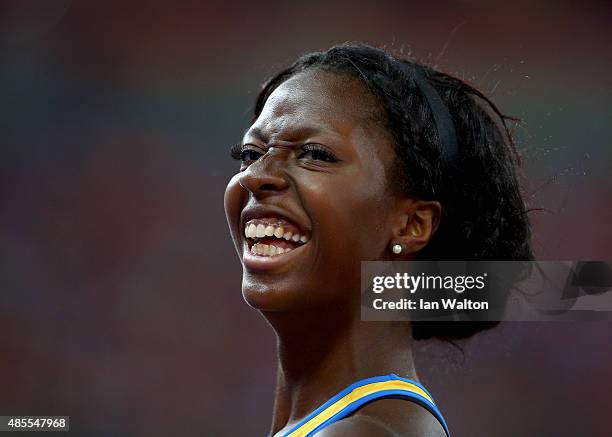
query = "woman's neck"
(264, 302, 417, 436)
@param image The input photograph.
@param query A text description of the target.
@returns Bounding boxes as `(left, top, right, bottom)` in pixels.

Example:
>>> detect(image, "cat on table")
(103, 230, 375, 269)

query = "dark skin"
(224, 69, 444, 436)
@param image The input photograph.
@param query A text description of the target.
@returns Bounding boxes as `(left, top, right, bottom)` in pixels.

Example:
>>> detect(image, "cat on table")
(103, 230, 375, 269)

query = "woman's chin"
(241, 279, 313, 313)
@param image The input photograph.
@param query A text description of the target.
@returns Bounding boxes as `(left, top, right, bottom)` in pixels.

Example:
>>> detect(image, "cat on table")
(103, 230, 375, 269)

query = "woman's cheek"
(223, 175, 242, 219)
(224, 176, 246, 252)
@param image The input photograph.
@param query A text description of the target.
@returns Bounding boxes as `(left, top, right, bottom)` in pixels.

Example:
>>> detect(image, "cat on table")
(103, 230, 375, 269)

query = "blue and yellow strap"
(281, 374, 450, 437)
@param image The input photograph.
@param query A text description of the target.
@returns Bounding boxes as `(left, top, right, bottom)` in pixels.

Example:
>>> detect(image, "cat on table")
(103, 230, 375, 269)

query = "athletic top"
(280, 374, 450, 437)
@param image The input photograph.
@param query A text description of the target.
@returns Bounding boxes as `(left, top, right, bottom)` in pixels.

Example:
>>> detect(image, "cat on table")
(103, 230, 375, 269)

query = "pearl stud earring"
(391, 243, 402, 254)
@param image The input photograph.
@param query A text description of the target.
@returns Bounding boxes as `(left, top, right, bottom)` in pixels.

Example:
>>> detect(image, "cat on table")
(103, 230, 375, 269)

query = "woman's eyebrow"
(243, 126, 267, 143)
(243, 125, 332, 144)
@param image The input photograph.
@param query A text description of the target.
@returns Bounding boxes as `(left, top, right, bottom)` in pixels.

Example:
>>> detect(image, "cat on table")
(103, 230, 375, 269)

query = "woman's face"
(224, 69, 401, 312)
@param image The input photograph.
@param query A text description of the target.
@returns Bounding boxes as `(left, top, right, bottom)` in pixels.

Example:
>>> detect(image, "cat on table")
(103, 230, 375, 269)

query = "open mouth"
(243, 218, 309, 257)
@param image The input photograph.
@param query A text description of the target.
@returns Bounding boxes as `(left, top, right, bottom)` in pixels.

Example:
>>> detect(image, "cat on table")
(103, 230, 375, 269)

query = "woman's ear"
(390, 199, 441, 254)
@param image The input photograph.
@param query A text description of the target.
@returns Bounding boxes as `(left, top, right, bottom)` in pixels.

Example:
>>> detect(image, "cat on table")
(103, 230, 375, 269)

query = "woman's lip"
(242, 239, 310, 272)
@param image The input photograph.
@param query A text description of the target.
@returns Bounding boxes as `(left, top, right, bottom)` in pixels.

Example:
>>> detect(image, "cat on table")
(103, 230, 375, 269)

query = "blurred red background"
(1, 1, 611, 436)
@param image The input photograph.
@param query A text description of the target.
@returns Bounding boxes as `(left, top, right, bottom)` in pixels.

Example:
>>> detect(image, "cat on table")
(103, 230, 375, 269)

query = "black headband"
(398, 62, 458, 161)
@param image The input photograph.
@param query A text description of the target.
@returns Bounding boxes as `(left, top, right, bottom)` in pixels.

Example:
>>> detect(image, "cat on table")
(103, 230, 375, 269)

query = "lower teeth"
(250, 242, 293, 256)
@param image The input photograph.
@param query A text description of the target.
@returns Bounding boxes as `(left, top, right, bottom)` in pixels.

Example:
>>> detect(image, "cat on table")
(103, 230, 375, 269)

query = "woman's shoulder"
(313, 415, 395, 436)
(314, 398, 447, 437)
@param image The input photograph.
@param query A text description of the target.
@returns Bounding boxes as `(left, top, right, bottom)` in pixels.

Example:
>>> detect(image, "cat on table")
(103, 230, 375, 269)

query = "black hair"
(252, 42, 533, 341)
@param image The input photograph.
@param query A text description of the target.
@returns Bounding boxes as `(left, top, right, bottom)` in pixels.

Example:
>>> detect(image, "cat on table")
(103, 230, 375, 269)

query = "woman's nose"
(238, 150, 290, 196)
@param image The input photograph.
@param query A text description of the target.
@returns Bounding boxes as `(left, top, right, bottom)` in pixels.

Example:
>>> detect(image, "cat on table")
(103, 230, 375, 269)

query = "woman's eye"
(240, 149, 263, 163)
(230, 143, 337, 165)
(298, 145, 338, 163)
(230, 143, 264, 164)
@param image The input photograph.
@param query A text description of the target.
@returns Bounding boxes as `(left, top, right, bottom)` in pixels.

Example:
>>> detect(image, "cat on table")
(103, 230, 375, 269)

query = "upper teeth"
(244, 222, 309, 244)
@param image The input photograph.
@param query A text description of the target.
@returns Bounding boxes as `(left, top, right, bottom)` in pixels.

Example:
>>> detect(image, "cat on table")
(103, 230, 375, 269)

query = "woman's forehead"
(248, 69, 381, 142)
